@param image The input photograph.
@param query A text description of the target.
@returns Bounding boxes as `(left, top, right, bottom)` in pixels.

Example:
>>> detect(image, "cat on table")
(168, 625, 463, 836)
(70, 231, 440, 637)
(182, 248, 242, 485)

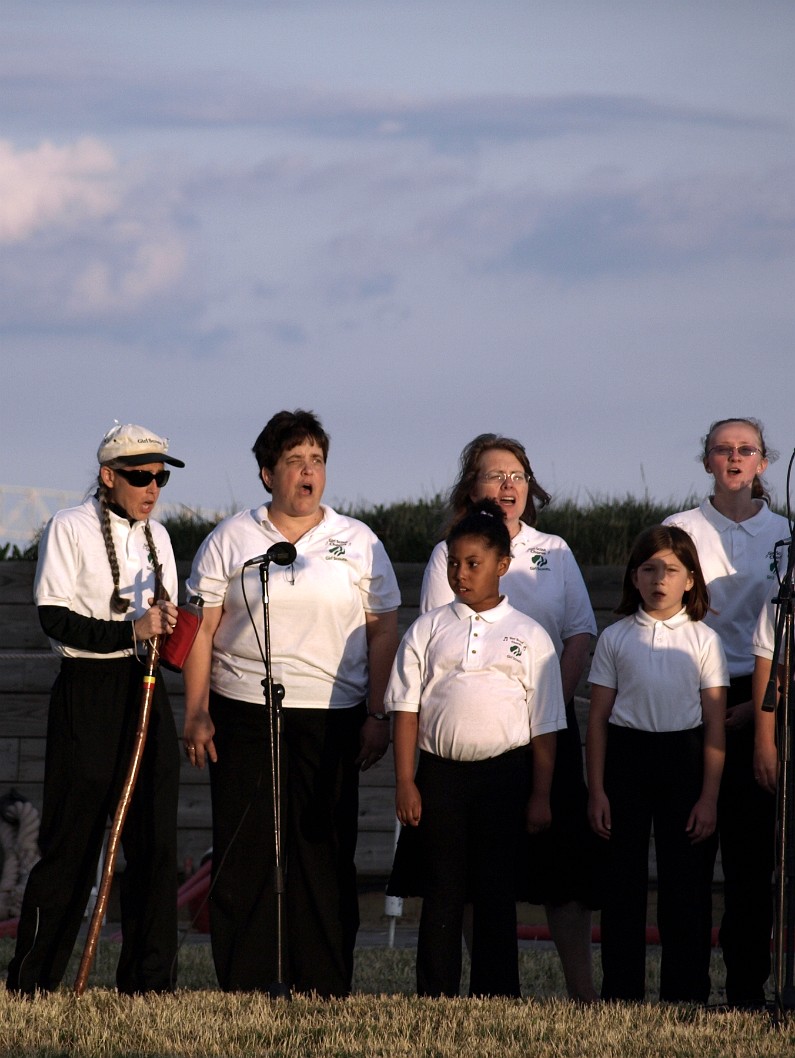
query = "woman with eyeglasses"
(7, 424, 184, 996)
(419, 433, 599, 1002)
(663, 417, 787, 1009)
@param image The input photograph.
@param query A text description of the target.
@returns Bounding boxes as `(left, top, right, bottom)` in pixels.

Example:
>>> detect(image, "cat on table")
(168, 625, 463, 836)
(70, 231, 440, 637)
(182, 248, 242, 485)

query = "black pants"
(717, 675, 775, 1006)
(208, 693, 362, 996)
(524, 698, 600, 908)
(7, 657, 179, 995)
(600, 725, 716, 1003)
(415, 747, 527, 998)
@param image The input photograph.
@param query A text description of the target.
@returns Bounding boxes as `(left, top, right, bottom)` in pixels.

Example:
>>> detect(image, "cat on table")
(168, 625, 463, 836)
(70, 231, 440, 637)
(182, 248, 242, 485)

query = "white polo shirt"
(385, 596, 566, 762)
(663, 499, 789, 677)
(34, 497, 178, 660)
(420, 523, 596, 656)
(187, 503, 401, 708)
(588, 608, 728, 733)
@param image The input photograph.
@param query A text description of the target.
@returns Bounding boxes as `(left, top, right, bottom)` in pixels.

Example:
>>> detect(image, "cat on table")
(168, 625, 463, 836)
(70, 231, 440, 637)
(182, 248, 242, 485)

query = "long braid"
(97, 479, 130, 614)
(143, 521, 169, 603)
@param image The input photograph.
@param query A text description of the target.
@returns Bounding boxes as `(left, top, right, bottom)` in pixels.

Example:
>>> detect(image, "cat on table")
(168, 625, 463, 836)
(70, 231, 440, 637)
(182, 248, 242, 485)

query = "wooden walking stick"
(74, 630, 162, 995)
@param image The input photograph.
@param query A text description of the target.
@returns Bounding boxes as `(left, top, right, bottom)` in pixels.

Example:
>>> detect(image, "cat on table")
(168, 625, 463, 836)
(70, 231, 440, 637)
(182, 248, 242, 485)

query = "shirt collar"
(633, 606, 691, 630)
(92, 495, 143, 531)
(451, 596, 511, 623)
(510, 522, 536, 555)
(699, 496, 769, 537)
(257, 502, 337, 534)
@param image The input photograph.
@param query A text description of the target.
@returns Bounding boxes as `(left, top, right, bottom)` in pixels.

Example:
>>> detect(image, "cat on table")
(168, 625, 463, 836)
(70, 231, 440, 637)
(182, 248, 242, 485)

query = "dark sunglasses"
(115, 467, 170, 488)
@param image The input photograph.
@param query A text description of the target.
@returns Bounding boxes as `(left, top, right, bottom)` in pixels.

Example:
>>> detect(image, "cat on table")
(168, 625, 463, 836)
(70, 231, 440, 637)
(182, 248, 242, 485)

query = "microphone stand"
(255, 555, 291, 1000)
(763, 536, 795, 1022)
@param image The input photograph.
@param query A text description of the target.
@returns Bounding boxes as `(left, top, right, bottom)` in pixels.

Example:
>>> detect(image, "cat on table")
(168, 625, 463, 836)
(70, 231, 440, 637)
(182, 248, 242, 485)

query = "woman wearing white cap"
(6, 423, 184, 996)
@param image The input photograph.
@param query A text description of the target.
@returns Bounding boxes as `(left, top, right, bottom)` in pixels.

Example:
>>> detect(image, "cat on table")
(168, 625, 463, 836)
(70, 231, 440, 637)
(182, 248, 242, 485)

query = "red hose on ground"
(0, 918, 19, 939)
(176, 858, 212, 908)
(106, 859, 214, 941)
(176, 857, 212, 934)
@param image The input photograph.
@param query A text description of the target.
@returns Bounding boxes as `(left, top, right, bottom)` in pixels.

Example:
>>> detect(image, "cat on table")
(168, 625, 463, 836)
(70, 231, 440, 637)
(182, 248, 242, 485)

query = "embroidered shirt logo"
(327, 538, 349, 561)
(503, 636, 526, 659)
(531, 554, 549, 570)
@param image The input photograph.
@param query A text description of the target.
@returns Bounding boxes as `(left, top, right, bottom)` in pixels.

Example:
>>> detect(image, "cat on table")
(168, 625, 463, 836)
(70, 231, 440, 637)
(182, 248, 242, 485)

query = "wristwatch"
(367, 711, 389, 721)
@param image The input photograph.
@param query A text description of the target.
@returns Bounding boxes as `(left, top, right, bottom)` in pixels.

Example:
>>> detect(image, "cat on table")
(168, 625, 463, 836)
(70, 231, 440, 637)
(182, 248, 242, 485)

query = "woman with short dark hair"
(183, 409, 400, 996)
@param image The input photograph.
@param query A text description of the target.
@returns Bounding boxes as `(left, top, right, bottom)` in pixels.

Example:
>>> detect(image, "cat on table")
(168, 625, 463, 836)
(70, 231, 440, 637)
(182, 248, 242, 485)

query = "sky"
(2, 0, 794, 543)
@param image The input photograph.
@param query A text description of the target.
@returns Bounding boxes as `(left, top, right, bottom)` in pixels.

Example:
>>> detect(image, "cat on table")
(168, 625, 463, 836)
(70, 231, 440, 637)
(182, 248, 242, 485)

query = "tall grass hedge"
(3, 493, 756, 567)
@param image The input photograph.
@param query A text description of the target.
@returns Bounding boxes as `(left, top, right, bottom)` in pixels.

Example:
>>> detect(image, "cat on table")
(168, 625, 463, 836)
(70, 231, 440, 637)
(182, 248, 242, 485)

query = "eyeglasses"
(707, 445, 761, 459)
(478, 470, 531, 485)
(115, 467, 171, 488)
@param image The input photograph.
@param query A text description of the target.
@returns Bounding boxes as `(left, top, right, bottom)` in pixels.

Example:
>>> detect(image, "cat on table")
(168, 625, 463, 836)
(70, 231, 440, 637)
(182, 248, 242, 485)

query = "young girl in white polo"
(587, 525, 727, 1004)
(386, 499, 566, 998)
(592, 524, 728, 1002)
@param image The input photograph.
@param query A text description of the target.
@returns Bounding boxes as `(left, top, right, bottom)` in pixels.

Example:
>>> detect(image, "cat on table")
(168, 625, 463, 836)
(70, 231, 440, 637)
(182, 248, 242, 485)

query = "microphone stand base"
(267, 981, 292, 1001)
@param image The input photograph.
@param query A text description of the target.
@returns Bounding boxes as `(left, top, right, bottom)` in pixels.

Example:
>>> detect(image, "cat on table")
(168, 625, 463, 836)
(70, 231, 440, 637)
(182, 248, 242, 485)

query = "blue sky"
(2, 0, 794, 537)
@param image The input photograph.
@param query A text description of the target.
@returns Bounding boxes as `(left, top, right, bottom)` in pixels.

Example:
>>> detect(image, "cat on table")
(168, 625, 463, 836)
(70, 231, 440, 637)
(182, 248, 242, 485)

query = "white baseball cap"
(97, 422, 185, 468)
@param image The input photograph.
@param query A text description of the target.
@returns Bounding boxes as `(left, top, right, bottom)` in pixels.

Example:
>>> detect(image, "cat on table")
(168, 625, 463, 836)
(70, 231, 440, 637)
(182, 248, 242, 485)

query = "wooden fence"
(0, 562, 624, 877)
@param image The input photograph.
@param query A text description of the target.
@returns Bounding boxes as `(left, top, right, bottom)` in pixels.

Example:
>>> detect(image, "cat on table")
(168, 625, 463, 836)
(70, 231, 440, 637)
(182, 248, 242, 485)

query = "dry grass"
(2, 990, 791, 1058)
(1, 940, 792, 1057)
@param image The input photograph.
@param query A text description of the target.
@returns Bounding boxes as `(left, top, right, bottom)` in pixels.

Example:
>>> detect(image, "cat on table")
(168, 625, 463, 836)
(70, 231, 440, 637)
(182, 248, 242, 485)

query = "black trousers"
(208, 693, 362, 996)
(524, 698, 600, 908)
(717, 675, 775, 1006)
(599, 725, 716, 1003)
(414, 747, 527, 998)
(7, 657, 179, 995)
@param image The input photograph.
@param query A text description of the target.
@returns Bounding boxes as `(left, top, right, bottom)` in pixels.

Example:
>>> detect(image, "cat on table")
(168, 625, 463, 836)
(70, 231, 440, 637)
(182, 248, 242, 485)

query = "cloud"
(0, 138, 190, 323)
(286, 92, 778, 151)
(66, 233, 187, 314)
(0, 137, 118, 243)
(427, 166, 795, 280)
(4, 42, 781, 147)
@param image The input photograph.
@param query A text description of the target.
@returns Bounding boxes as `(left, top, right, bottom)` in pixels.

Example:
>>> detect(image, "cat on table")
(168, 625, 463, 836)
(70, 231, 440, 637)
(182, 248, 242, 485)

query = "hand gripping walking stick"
(74, 629, 163, 995)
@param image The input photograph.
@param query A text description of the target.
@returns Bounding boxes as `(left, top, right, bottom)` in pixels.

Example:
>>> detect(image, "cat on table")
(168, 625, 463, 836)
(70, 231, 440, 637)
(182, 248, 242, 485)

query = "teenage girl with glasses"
(663, 417, 788, 1009)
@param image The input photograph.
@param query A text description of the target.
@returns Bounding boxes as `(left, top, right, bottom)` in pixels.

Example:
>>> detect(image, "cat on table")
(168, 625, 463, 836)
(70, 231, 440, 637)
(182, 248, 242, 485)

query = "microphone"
(242, 542, 297, 568)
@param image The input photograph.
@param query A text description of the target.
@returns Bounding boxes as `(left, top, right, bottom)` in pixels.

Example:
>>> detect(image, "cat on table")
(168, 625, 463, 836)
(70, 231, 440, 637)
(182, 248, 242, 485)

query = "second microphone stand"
(763, 536, 795, 1022)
